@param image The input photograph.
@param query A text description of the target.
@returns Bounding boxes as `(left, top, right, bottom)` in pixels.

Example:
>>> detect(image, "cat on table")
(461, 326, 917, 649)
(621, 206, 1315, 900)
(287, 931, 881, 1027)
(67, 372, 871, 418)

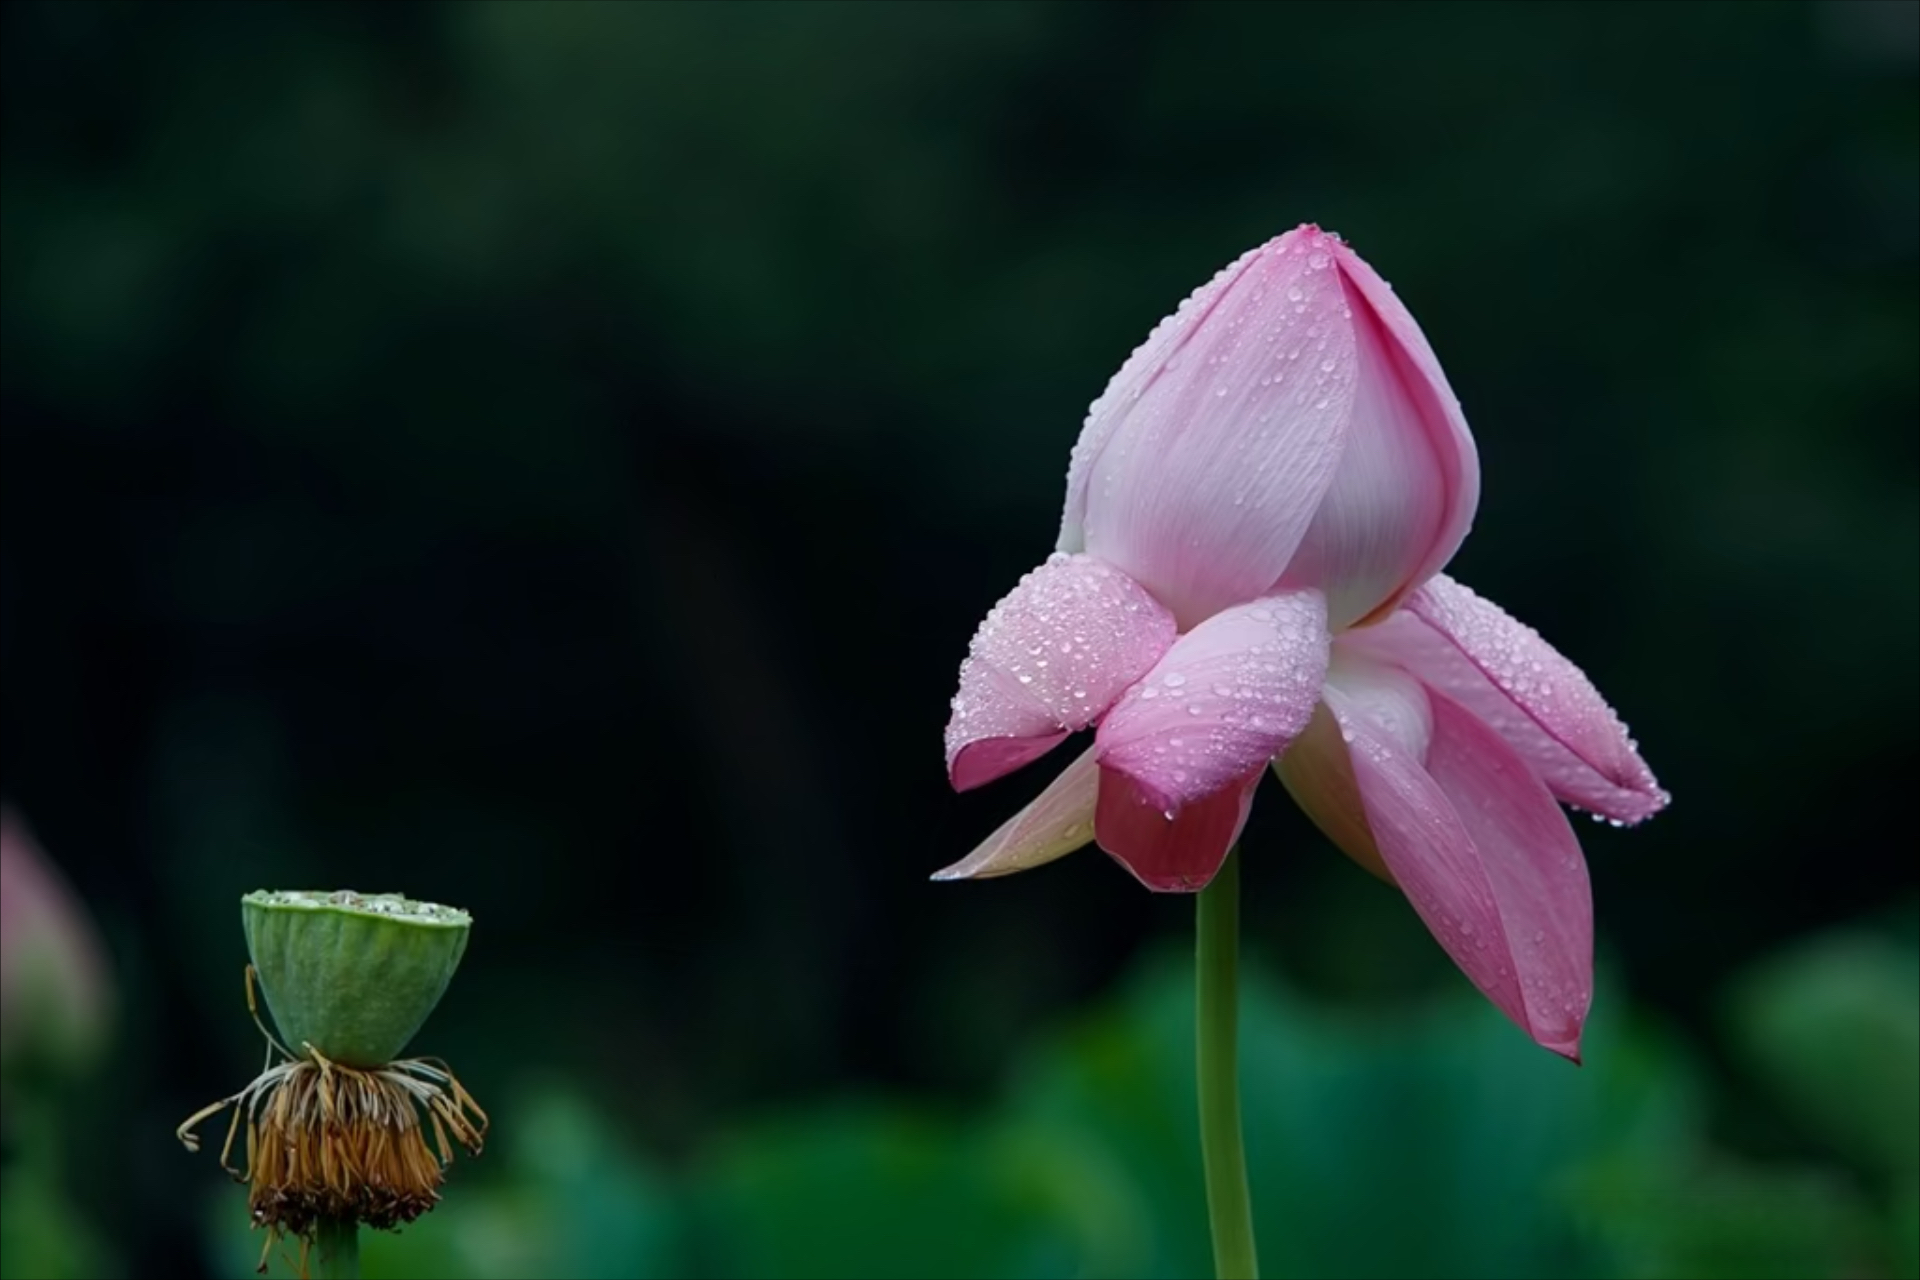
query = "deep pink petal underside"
(1093, 765, 1262, 892)
(945, 554, 1177, 791)
(950, 733, 1068, 794)
(1097, 590, 1329, 812)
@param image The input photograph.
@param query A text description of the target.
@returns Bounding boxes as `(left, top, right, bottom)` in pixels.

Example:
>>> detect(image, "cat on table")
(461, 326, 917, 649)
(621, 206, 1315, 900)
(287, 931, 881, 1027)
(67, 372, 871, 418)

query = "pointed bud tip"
(1276, 222, 1345, 251)
(1256, 223, 1330, 258)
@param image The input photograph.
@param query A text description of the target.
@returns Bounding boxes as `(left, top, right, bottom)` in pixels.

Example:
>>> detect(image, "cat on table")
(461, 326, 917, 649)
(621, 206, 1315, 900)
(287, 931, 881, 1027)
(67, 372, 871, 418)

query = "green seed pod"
(241, 890, 470, 1067)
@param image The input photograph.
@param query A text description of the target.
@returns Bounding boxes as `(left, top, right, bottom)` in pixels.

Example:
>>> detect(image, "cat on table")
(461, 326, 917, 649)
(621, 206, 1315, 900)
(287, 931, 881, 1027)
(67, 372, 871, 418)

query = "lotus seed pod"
(241, 889, 469, 1067)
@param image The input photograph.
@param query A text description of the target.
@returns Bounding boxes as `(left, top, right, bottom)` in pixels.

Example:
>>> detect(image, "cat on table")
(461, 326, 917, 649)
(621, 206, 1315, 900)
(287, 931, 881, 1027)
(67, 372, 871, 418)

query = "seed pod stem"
(312, 1217, 359, 1279)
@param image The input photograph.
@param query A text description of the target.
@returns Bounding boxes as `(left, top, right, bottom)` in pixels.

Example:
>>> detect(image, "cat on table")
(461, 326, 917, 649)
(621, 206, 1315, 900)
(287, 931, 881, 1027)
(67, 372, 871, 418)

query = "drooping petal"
(1316, 658, 1591, 1058)
(945, 553, 1177, 792)
(1093, 764, 1263, 892)
(1347, 574, 1668, 823)
(1279, 280, 1450, 629)
(1328, 239, 1481, 610)
(1096, 590, 1329, 813)
(1072, 228, 1359, 627)
(932, 747, 1098, 881)
(1421, 688, 1593, 1060)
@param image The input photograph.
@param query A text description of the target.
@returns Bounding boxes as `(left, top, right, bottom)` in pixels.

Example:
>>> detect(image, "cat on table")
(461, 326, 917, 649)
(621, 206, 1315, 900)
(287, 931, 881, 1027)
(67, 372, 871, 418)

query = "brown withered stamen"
(178, 968, 487, 1269)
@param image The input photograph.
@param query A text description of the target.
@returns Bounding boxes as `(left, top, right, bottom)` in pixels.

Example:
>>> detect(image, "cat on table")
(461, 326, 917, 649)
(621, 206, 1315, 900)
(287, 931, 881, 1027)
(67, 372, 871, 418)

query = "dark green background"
(2, 2, 1915, 1277)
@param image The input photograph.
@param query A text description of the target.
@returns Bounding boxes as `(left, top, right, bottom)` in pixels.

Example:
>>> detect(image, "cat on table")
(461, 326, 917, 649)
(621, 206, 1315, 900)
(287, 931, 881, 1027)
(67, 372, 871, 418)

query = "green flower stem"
(312, 1217, 359, 1279)
(1197, 845, 1259, 1280)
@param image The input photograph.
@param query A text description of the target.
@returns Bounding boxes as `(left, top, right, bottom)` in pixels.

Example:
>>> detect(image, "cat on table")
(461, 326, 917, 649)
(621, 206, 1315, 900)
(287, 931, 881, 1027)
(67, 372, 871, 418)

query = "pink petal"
(1093, 764, 1263, 892)
(1350, 574, 1668, 824)
(1421, 688, 1593, 1060)
(945, 553, 1176, 792)
(1328, 240, 1481, 613)
(1278, 276, 1451, 629)
(932, 747, 1099, 881)
(1096, 590, 1329, 813)
(1057, 243, 1262, 557)
(1273, 648, 1434, 888)
(1071, 228, 1359, 627)
(1271, 705, 1396, 885)
(1318, 660, 1591, 1058)
(947, 733, 1069, 795)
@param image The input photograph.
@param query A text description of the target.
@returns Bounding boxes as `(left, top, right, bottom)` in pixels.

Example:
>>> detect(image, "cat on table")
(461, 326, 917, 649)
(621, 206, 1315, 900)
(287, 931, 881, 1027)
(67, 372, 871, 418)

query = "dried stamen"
(178, 968, 487, 1264)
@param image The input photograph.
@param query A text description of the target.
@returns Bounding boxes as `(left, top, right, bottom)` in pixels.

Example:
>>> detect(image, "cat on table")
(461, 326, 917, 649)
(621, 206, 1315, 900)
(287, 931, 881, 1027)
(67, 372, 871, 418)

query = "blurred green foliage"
(0, 1167, 112, 1280)
(119, 917, 1907, 1280)
(1730, 934, 1920, 1181)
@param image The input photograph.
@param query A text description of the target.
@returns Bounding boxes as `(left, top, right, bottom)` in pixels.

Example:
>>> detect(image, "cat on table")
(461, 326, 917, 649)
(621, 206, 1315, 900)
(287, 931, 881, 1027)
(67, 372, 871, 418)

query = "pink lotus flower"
(939, 226, 1666, 1058)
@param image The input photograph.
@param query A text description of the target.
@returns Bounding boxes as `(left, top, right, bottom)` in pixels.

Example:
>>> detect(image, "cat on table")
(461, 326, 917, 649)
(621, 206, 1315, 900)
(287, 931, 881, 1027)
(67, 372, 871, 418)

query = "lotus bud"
(0, 806, 113, 1086)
